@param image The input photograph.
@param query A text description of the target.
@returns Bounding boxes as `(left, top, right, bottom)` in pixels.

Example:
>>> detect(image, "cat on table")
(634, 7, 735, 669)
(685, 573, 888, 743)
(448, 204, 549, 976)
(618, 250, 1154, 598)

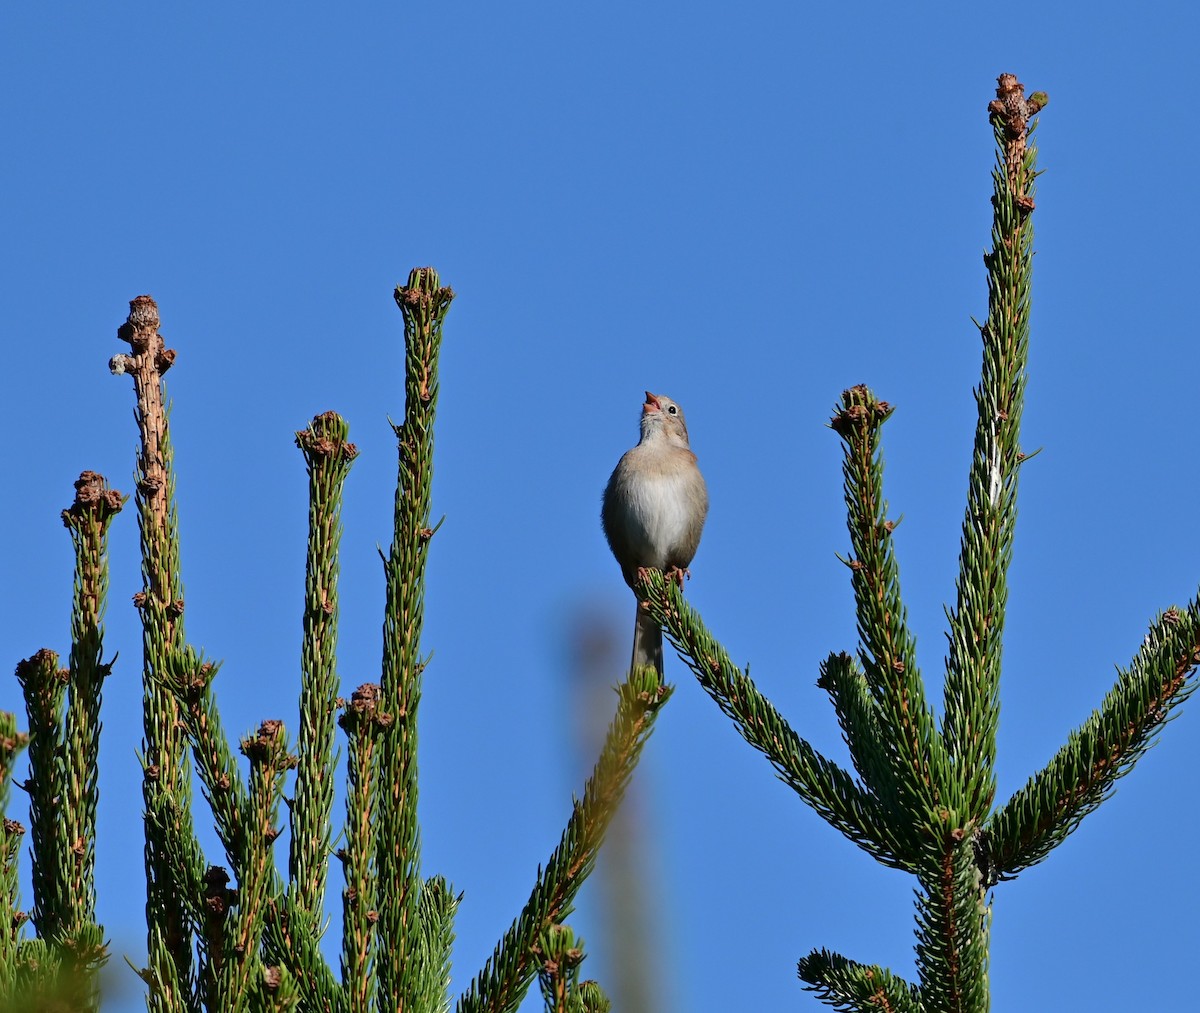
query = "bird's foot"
(665, 565, 691, 586)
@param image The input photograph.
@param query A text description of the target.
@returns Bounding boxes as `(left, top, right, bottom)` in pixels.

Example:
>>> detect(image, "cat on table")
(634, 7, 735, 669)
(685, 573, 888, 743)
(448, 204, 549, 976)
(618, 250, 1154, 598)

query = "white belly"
(626, 469, 697, 566)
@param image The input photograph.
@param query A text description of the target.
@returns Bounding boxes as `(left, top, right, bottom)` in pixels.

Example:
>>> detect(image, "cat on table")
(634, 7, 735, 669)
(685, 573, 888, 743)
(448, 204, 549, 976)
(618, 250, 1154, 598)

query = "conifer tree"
(3, 269, 666, 1011)
(635, 73, 1200, 1012)
(3, 73, 1197, 1013)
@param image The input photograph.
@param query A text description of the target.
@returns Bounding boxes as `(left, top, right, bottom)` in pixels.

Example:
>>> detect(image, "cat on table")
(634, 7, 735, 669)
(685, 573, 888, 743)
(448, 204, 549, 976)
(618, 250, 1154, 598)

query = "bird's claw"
(665, 566, 691, 586)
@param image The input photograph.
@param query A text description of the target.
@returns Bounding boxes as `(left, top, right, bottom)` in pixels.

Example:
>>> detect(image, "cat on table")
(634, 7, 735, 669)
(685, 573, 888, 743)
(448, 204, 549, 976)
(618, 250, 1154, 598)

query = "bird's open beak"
(642, 391, 661, 414)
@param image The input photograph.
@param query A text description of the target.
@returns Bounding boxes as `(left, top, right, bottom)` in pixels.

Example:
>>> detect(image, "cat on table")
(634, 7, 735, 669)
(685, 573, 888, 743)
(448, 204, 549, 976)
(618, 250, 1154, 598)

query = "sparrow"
(601, 392, 708, 674)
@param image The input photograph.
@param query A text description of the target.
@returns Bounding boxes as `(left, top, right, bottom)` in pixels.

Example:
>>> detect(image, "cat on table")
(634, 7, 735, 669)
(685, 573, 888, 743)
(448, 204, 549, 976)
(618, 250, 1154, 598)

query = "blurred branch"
(457, 668, 672, 1013)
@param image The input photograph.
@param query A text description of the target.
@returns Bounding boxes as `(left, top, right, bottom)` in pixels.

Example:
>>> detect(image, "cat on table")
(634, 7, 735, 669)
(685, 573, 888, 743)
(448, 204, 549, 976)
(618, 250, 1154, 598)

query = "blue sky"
(3, 4, 1198, 1011)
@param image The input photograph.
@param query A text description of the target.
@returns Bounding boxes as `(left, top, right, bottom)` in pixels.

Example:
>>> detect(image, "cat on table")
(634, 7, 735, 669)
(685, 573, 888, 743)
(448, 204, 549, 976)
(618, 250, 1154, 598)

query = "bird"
(602, 391, 708, 675)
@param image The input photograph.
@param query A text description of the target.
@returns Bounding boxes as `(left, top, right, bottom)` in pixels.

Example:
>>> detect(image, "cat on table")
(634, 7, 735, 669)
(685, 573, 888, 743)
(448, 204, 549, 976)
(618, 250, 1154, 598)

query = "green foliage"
(291, 411, 358, 924)
(6, 472, 124, 1011)
(986, 602, 1200, 880)
(4, 268, 660, 1010)
(534, 926, 610, 1013)
(797, 950, 921, 1013)
(640, 73, 1200, 1012)
(7, 71, 1192, 1013)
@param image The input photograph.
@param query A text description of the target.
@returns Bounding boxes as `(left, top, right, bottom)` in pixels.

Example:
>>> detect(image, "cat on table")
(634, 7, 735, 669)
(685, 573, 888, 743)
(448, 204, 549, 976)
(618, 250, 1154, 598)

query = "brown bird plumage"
(602, 392, 708, 674)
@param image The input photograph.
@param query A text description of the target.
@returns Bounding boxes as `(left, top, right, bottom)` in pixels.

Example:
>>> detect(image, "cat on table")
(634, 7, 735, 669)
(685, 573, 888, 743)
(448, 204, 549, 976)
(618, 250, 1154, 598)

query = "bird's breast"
(622, 463, 706, 565)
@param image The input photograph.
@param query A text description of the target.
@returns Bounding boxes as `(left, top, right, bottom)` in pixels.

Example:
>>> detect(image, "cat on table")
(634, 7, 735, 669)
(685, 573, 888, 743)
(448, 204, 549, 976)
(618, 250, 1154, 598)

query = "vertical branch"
(215, 722, 295, 1013)
(199, 865, 234, 1010)
(160, 653, 341, 1006)
(376, 267, 454, 1011)
(942, 75, 1046, 820)
(52, 472, 124, 1010)
(910, 75, 1043, 1012)
(914, 827, 991, 1013)
(534, 925, 586, 1013)
(259, 892, 342, 1012)
(15, 650, 68, 943)
(0, 816, 25, 993)
(290, 413, 357, 919)
(110, 295, 197, 1009)
(0, 712, 29, 984)
(572, 982, 612, 1013)
(339, 684, 388, 1013)
(830, 386, 949, 834)
(59, 472, 123, 984)
(0, 714, 30, 822)
(412, 876, 459, 1013)
(167, 653, 250, 877)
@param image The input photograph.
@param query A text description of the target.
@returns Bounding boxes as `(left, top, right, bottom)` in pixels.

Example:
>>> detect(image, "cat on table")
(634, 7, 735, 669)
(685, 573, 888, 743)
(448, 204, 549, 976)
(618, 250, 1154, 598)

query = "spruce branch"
(831, 385, 949, 830)
(0, 718, 28, 1002)
(163, 650, 252, 874)
(411, 876, 458, 1013)
(160, 660, 340, 1007)
(986, 598, 1200, 881)
(638, 570, 913, 871)
(60, 471, 123, 959)
(111, 295, 198, 1006)
(144, 782, 215, 942)
(816, 652, 896, 811)
(798, 949, 922, 1013)
(213, 722, 295, 1013)
(260, 892, 343, 1013)
(291, 413, 357, 922)
(4, 475, 121, 1010)
(198, 865, 233, 1007)
(112, 298, 350, 1009)
(642, 77, 1140, 1011)
(570, 981, 611, 1013)
(0, 820, 25, 993)
(913, 827, 990, 1013)
(15, 649, 68, 944)
(252, 961, 301, 1012)
(339, 683, 388, 1013)
(941, 73, 1044, 821)
(456, 668, 672, 1013)
(377, 267, 454, 1011)
(0, 936, 97, 1013)
(534, 925, 587, 1013)
(137, 924, 189, 1013)
(0, 714, 29, 822)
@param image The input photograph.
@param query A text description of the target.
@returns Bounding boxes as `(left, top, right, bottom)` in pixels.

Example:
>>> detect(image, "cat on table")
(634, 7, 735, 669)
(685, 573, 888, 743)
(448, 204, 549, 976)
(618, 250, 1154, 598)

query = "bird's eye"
(667, 404, 678, 414)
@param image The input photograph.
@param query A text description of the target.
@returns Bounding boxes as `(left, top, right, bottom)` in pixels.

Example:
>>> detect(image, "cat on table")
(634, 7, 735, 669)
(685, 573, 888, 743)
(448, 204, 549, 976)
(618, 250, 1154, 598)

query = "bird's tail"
(631, 604, 664, 675)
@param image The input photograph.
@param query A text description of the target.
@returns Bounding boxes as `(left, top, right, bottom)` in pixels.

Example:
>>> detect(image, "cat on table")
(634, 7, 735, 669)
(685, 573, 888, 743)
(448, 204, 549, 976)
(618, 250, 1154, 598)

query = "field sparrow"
(602, 392, 708, 674)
